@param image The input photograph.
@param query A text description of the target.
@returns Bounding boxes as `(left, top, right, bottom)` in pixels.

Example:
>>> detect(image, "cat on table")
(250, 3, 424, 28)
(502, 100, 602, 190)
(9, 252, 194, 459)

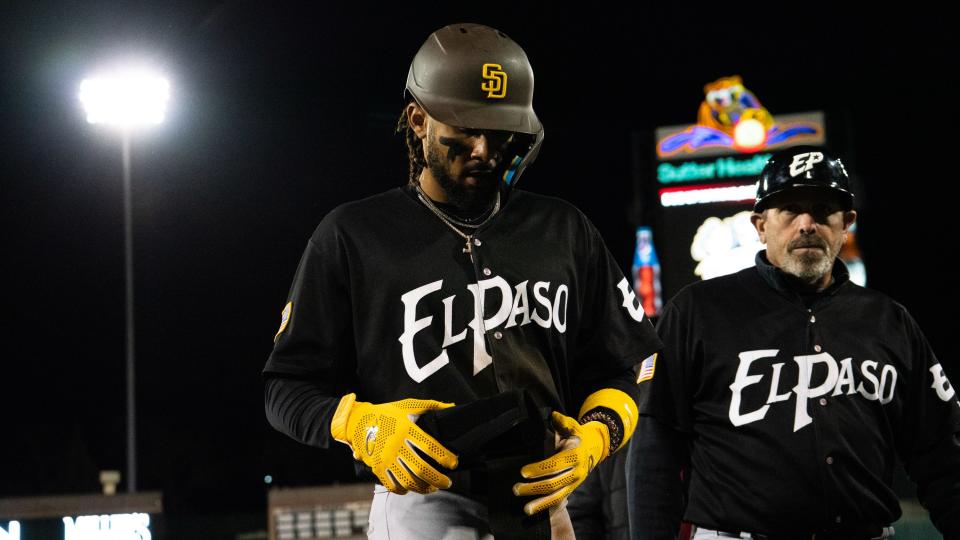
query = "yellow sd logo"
(481, 63, 507, 99)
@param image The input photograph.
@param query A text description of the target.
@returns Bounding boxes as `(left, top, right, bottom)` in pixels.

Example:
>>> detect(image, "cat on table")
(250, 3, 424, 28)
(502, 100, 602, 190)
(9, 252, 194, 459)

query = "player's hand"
(330, 393, 459, 495)
(512, 411, 610, 515)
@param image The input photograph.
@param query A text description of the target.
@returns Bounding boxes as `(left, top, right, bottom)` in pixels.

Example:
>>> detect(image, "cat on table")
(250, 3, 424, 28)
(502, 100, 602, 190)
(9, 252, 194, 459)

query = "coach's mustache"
(788, 236, 828, 251)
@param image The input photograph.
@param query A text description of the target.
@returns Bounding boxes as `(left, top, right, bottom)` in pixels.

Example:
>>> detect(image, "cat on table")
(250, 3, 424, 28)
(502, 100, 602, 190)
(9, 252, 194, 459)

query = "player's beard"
(426, 142, 500, 216)
(780, 234, 838, 283)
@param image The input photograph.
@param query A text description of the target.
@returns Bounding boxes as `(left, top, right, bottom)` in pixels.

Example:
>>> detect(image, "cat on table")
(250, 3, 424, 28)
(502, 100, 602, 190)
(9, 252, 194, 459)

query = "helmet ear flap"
(501, 129, 543, 189)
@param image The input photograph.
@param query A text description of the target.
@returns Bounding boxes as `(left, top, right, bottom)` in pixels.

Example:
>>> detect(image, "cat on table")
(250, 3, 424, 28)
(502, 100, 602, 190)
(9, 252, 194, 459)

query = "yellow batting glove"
(330, 393, 459, 495)
(512, 411, 610, 515)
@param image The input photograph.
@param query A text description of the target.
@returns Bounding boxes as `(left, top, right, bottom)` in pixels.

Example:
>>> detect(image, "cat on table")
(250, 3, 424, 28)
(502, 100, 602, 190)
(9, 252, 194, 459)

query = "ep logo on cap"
(789, 152, 824, 177)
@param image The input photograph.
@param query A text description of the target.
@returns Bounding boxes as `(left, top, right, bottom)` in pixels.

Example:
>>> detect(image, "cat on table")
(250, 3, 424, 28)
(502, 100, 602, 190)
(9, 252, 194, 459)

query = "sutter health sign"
(657, 153, 771, 184)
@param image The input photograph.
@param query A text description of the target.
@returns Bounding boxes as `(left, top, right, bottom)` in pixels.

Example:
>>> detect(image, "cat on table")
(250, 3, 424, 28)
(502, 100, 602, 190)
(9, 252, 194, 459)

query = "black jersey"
(264, 186, 662, 449)
(636, 252, 960, 536)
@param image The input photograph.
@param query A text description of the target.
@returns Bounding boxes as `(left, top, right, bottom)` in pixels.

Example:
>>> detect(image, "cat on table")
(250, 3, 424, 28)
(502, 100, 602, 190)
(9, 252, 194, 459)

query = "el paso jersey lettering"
(399, 276, 570, 382)
(730, 351, 957, 432)
(265, 187, 661, 410)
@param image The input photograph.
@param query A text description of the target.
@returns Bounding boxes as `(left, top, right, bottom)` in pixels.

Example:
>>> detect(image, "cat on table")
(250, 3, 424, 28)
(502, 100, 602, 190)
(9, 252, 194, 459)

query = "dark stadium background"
(1, 0, 954, 535)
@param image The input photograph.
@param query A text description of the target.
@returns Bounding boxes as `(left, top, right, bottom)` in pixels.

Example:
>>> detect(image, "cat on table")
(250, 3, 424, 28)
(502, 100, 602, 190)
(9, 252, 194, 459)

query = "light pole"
(79, 69, 169, 493)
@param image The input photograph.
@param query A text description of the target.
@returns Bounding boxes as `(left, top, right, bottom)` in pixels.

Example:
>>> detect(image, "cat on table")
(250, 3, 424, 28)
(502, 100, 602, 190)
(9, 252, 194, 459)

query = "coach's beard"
(781, 235, 837, 283)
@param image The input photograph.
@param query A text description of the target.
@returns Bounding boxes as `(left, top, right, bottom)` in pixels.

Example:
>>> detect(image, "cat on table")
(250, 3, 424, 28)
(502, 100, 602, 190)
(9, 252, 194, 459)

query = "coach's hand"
(513, 411, 610, 515)
(330, 393, 459, 494)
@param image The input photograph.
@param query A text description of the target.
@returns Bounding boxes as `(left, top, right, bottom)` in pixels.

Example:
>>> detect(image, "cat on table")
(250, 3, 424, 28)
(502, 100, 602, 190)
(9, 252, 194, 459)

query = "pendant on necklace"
(463, 237, 473, 261)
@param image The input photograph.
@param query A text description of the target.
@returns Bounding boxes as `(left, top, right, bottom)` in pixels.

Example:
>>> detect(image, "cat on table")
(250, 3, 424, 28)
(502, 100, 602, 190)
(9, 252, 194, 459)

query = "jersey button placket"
(471, 237, 486, 277)
(810, 304, 839, 528)
(475, 239, 504, 347)
(471, 235, 506, 389)
(807, 309, 822, 355)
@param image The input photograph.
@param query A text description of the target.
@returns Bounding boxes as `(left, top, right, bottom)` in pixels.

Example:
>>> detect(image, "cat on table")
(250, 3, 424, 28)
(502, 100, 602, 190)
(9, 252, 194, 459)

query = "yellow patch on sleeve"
(274, 302, 292, 341)
(636, 353, 657, 383)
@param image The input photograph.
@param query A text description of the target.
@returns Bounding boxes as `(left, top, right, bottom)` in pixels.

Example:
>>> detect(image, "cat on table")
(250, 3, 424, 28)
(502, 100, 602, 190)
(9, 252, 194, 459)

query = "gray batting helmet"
(405, 23, 544, 187)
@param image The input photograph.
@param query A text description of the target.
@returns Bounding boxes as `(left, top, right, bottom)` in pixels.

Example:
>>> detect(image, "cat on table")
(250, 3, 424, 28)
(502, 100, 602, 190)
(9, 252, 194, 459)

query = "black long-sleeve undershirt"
(264, 375, 341, 449)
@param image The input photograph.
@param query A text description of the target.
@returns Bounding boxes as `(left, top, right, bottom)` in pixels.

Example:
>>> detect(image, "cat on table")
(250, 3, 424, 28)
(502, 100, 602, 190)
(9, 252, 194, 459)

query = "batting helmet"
(405, 23, 544, 187)
(754, 146, 854, 212)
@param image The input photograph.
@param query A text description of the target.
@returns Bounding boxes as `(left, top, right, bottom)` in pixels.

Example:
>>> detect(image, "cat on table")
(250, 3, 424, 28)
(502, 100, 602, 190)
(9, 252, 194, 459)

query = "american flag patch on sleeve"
(636, 353, 657, 383)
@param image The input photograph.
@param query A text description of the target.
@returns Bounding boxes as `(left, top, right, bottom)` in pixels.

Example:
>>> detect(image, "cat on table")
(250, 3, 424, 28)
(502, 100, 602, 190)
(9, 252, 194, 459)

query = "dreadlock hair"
(396, 101, 427, 186)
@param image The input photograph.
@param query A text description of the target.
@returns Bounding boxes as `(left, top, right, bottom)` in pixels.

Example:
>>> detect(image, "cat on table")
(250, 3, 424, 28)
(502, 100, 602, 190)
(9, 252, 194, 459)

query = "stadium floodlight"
(80, 70, 169, 127)
(79, 66, 170, 493)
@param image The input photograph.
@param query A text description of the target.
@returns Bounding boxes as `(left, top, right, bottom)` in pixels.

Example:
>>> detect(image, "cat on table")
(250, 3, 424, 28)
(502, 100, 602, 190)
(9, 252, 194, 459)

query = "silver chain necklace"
(415, 184, 501, 261)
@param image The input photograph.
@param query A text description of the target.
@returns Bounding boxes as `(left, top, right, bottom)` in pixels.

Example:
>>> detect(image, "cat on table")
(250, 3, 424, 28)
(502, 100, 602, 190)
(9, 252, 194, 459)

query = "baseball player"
(627, 146, 960, 539)
(263, 23, 661, 539)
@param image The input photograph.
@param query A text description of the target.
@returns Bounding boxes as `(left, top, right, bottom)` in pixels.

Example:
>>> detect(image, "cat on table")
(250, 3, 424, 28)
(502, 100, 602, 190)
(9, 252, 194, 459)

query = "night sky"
(2, 0, 956, 522)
